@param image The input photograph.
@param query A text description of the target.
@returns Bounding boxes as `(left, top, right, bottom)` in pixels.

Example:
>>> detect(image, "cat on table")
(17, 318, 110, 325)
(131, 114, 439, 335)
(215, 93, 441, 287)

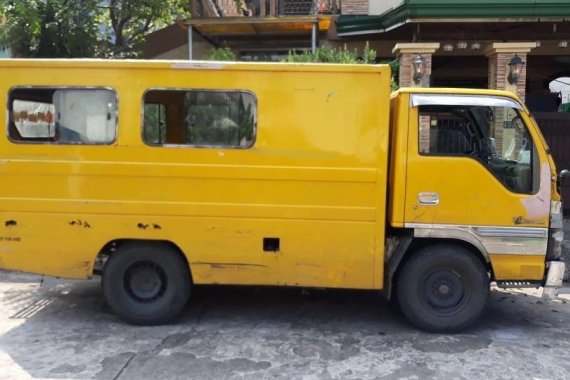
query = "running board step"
(496, 281, 541, 289)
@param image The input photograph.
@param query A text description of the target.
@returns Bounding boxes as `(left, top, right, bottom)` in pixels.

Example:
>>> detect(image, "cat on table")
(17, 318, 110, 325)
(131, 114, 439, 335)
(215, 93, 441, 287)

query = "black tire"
(396, 244, 489, 333)
(102, 242, 191, 325)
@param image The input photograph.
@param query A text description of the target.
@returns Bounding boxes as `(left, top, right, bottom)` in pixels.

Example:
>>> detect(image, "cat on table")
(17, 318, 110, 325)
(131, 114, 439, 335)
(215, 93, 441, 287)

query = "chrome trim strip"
(550, 200, 563, 229)
(473, 227, 547, 239)
(405, 223, 548, 257)
(410, 94, 523, 110)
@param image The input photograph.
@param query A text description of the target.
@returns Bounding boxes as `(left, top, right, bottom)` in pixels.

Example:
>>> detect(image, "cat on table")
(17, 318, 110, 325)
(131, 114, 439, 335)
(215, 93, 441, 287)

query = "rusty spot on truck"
(61, 260, 92, 276)
(68, 220, 91, 229)
(5, 220, 17, 228)
(513, 216, 545, 225)
(326, 91, 336, 102)
(137, 223, 161, 230)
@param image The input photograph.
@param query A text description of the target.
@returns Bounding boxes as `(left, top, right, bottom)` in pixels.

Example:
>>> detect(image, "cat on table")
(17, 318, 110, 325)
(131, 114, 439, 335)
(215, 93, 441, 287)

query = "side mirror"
(559, 169, 570, 184)
(485, 137, 496, 155)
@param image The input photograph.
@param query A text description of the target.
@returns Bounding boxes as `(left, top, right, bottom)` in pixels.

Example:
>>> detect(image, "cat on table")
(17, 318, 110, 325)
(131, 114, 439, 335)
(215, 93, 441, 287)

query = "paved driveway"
(0, 270, 569, 380)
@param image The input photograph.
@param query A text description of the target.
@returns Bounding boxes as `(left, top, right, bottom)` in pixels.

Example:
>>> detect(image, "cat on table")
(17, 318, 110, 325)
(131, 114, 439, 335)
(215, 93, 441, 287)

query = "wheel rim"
(421, 270, 467, 315)
(124, 261, 167, 302)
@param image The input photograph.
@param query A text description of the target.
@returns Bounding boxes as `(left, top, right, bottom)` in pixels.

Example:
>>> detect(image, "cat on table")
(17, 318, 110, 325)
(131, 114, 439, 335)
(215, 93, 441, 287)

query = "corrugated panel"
(336, 1, 570, 35)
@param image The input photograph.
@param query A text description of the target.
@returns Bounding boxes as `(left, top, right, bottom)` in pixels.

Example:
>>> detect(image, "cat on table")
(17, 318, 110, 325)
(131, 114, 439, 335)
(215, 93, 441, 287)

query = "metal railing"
(193, 0, 341, 18)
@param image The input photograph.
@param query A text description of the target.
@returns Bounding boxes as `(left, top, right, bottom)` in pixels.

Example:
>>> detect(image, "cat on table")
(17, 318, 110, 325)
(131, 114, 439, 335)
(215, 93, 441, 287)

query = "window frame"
(416, 104, 539, 196)
(7, 86, 119, 146)
(141, 87, 258, 149)
(143, 102, 167, 145)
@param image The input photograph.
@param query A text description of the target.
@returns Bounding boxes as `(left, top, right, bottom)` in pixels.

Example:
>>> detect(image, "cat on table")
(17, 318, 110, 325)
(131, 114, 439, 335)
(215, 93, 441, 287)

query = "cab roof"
(394, 87, 522, 101)
(392, 87, 527, 111)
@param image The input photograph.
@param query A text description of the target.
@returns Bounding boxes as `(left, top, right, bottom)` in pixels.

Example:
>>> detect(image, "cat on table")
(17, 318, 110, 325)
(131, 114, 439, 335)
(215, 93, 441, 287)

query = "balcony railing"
(192, 0, 341, 18)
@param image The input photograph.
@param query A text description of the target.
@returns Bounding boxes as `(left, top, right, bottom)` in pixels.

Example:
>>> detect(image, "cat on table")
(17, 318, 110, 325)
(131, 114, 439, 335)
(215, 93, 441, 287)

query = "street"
(1, 270, 570, 379)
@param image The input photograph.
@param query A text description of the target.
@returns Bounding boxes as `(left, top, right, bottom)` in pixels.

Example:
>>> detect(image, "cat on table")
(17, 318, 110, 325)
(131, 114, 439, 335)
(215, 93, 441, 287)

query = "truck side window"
(8, 88, 117, 145)
(419, 105, 538, 194)
(142, 89, 256, 148)
(143, 103, 167, 144)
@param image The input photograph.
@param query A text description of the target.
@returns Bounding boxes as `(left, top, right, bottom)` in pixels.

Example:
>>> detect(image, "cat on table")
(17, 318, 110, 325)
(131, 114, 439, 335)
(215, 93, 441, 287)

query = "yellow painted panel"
(0, 60, 391, 290)
(490, 255, 545, 280)
(0, 212, 376, 288)
(387, 93, 408, 228)
(403, 95, 551, 228)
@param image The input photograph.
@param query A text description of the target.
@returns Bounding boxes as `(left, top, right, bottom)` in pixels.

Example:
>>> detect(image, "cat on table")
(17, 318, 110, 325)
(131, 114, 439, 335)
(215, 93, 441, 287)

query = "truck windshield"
(419, 104, 538, 194)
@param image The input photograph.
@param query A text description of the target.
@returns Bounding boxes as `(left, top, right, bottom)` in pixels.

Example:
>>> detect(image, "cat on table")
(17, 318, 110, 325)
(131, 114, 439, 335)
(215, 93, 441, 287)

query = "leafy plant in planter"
(202, 47, 236, 61)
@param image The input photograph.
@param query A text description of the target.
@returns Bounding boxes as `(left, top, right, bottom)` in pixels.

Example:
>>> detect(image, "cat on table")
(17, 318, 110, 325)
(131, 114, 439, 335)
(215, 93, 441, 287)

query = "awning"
(186, 16, 331, 36)
(336, 0, 570, 36)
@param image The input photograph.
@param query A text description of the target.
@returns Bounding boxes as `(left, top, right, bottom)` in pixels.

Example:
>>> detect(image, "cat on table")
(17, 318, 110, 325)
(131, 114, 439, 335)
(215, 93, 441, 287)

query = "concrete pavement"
(1, 270, 570, 380)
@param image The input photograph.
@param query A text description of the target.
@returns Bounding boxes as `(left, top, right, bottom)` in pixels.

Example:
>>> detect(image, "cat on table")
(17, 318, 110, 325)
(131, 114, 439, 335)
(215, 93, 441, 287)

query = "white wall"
(369, 0, 403, 15)
(550, 77, 570, 107)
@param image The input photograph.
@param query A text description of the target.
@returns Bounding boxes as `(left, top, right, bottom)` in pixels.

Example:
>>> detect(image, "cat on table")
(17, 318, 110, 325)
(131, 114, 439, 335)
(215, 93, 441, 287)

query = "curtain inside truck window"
(8, 88, 117, 145)
(142, 89, 256, 148)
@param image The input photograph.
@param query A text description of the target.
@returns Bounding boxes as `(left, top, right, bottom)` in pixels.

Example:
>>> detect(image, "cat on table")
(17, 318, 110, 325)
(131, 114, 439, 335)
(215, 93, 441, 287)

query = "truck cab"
(387, 88, 565, 331)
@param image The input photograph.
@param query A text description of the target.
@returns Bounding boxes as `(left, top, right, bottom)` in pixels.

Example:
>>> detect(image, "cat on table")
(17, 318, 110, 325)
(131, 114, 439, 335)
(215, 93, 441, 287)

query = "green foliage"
(286, 45, 357, 64)
(143, 103, 166, 143)
(202, 47, 236, 61)
(362, 41, 376, 64)
(237, 100, 255, 142)
(387, 58, 400, 91)
(0, 0, 191, 58)
(286, 42, 399, 91)
(188, 92, 254, 146)
(286, 42, 377, 64)
(100, 0, 191, 58)
(0, 0, 101, 58)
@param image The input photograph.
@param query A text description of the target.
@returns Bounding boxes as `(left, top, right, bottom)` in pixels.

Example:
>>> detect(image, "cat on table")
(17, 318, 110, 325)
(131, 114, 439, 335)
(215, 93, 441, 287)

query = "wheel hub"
(438, 284, 450, 295)
(124, 261, 167, 302)
(424, 270, 465, 311)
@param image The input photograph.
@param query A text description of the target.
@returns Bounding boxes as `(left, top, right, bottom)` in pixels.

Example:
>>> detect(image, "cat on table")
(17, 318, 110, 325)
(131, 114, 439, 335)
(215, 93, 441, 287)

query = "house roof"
(336, 0, 570, 36)
(144, 23, 188, 58)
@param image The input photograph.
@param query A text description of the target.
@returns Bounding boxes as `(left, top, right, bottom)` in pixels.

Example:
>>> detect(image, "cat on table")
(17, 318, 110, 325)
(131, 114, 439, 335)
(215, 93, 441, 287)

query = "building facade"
(145, 1, 570, 109)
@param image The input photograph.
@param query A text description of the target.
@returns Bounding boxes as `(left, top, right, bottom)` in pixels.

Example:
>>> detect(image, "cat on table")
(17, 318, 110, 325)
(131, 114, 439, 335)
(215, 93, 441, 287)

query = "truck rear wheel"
(102, 242, 191, 325)
(396, 244, 489, 333)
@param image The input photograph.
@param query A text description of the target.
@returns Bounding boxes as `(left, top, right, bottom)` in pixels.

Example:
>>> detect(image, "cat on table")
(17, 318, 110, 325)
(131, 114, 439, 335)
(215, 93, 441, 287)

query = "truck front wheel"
(396, 244, 489, 333)
(102, 242, 191, 325)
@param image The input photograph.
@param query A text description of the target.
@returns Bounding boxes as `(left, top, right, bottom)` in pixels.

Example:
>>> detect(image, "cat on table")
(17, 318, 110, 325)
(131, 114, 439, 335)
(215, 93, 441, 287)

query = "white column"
(187, 26, 193, 60)
(311, 22, 317, 53)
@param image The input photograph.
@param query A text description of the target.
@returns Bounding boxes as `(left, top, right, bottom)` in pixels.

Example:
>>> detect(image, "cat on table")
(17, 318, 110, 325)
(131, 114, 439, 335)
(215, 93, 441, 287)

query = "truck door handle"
(418, 192, 440, 205)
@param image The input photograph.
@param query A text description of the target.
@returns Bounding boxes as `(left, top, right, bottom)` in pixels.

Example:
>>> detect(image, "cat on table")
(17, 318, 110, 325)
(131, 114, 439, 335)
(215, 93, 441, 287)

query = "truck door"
(404, 94, 551, 270)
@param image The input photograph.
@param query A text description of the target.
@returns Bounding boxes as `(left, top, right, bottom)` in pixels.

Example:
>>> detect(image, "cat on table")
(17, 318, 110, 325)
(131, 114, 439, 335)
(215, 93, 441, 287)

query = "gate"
(533, 112, 570, 211)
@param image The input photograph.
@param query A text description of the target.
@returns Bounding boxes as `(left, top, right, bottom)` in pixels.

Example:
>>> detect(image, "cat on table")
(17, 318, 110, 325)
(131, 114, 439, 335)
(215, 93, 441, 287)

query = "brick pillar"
(486, 42, 537, 102)
(486, 43, 536, 155)
(392, 43, 440, 88)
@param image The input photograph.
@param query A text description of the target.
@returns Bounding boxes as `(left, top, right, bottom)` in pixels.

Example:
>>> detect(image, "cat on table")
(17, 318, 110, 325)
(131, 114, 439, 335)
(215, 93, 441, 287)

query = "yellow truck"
(0, 59, 565, 332)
